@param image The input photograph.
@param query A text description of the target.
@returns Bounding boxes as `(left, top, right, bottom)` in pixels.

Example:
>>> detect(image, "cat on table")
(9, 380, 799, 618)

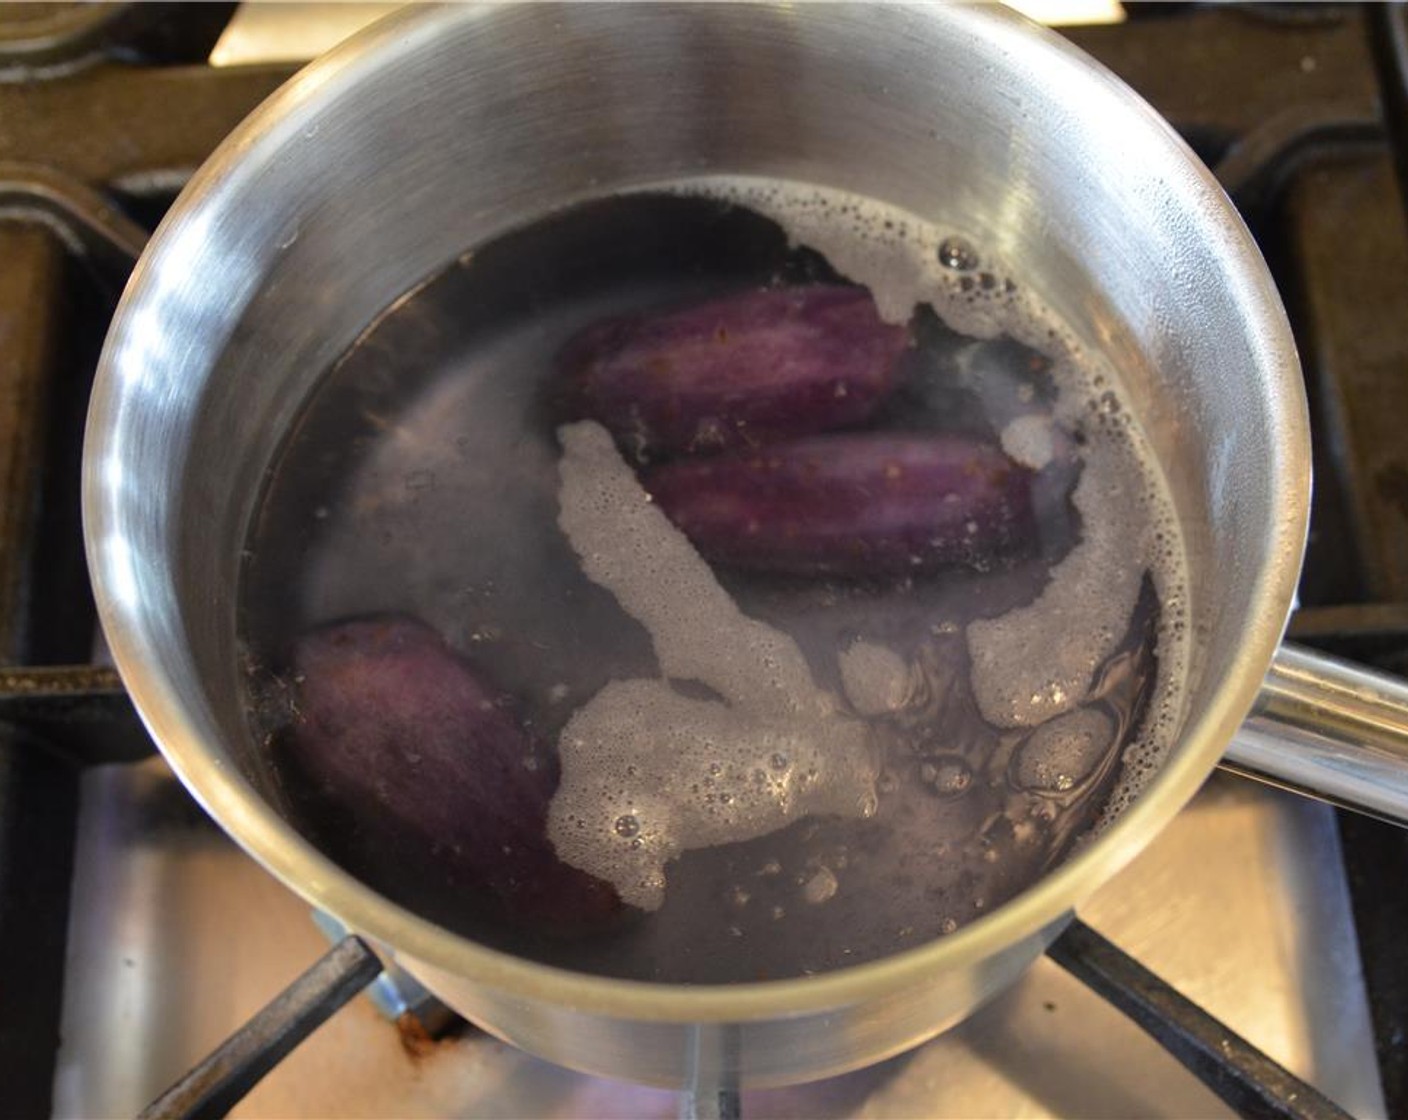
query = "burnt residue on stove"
(394, 1009, 470, 1062)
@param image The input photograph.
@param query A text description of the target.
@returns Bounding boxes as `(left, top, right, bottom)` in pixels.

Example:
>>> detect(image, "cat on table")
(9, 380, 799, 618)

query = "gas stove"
(2, 5, 1405, 1118)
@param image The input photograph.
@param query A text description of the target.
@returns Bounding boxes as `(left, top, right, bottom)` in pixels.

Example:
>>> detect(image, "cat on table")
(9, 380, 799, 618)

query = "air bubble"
(613, 814, 640, 839)
(919, 755, 973, 798)
(938, 235, 979, 271)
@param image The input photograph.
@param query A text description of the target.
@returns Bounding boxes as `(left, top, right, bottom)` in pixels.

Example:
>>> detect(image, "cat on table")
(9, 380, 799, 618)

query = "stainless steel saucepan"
(82, 1, 1408, 1092)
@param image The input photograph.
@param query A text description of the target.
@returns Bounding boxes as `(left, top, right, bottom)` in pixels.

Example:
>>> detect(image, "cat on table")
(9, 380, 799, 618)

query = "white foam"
(1000, 414, 1056, 471)
(802, 865, 839, 905)
(968, 437, 1146, 728)
(838, 639, 913, 716)
(1010, 706, 1117, 793)
(667, 176, 1191, 829)
(676, 178, 1022, 342)
(549, 421, 878, 910)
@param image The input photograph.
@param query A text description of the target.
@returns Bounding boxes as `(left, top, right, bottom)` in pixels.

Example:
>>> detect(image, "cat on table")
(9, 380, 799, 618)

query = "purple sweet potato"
(561, 285, 910, 458)
(644, 434, 1036, 578)
(284, 615, 620, 932)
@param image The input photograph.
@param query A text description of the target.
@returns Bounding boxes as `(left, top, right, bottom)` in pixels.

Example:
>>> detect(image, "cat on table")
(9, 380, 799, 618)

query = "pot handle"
(1220, 643, 1408, 827)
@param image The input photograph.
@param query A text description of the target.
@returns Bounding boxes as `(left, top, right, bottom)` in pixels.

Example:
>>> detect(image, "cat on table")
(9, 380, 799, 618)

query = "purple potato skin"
(561, 285, 911, 458)
(644, 434, 1036, 578)
(285, 615, 621, 933)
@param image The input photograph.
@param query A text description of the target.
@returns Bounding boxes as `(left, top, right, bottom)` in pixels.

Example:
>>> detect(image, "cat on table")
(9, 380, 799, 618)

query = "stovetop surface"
(54, 761, 1383, 1118)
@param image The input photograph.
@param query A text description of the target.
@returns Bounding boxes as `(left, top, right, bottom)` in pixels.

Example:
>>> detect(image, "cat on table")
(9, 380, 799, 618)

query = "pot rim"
(82, 2, 1310, 1024)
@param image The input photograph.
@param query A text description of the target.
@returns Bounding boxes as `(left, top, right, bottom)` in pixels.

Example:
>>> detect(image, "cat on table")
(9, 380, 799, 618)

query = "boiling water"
(239, 183, 1190, 983)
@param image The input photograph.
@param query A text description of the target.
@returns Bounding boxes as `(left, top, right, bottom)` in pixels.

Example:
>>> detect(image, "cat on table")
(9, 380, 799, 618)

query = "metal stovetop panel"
(52, 760, 1385, 1119)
